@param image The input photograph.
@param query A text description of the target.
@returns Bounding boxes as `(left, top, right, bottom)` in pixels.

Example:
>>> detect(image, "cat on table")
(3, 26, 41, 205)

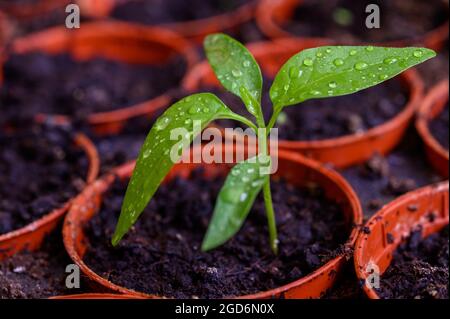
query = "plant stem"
(263, 179, 278, 254)
(258, 126, 278, 254)
(266, 107, 282, 135)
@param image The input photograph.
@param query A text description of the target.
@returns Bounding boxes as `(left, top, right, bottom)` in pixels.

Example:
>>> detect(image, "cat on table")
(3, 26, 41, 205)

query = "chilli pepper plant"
(111, 33, 434, 254)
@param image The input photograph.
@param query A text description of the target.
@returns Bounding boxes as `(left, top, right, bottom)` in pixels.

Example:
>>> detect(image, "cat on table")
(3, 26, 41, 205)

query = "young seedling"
(111, 33, 435, 254)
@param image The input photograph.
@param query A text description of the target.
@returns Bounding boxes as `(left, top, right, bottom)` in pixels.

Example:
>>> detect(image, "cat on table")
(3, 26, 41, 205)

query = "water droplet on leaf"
(413, 50, 423, 58)
(155, 117, 170, 130)
(232, 69, 242, 77)
(333, 58, 344, 66)
(303, 58, 313, 66)
(383, 57, 397, 65)
(355, 62, 368, 70)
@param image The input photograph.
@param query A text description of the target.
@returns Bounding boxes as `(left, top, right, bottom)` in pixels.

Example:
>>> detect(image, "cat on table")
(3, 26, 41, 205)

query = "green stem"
(266, 106, 282, 136)
(258, 128, 278, 254)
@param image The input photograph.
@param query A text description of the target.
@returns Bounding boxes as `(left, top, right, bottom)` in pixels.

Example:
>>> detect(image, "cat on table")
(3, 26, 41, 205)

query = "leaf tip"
(111, 231, 122, 247)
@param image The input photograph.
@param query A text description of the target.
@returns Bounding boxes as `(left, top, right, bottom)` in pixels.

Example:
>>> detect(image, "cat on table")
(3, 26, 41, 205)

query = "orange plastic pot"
(50, 293, 146, 299)
(182, 38, 424, 169)
(1, 21, 198, 135)
(256, 0, 449, 51)
(0, 0, 70, 21)
(354, 181, 449, 299)
(416, 79, 449, 178)
(0, 133, 100, 261)
(78, 0, 259, 42)
(63, 147, 362, 299)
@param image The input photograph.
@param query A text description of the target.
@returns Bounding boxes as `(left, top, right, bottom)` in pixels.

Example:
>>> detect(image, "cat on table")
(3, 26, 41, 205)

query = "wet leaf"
(270, 46, 436, 112)
(204, 33, 263, 118)
(201, 155, 271, 251)
(112, 93, 242, 246)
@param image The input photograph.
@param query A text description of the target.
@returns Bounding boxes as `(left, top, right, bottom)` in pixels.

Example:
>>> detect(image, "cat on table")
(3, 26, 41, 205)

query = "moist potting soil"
(111, 0, 252, 25)
(91, 116, 157, 174)
(429, 103, 449, 151)
(341, 128, 443, 218)
(284, 0, 448, 43)
(0, 52, 186, 125)
(215, 76, 408, 141)
(84, 170, 351, 298)
(0, 231, 77, 299)
(376, 225, 449, 299)
(0, 124, 88, 234)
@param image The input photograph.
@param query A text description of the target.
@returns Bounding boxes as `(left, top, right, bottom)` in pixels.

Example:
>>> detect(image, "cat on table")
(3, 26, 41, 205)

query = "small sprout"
(112, 33, 435, 254)
(333, 7, 354, 27)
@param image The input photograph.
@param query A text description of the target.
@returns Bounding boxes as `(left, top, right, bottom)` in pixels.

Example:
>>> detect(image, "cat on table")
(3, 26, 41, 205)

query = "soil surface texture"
(377, 225, 449, 299)
(429, 103, 449, 150)
(341, 128, 443, 218)
(0, 231, 79, 299)
(0, 52, 185, 125)
(84, 170, 351, 298)
(0, 124, 88, 234)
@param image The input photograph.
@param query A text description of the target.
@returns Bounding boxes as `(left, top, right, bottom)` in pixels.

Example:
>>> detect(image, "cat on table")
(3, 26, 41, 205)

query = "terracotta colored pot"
(416, 79, 449, 178)
(63, 147, 363, 299)
(182, 38, 424, 169)
(354, 181, 449, 299)
(256, 0, 449, 51)
(78, 0, 259, 42)
(0, 0, 70, 21)
(1, 21, 198, 135)
(0, 133, 100, 261)
(50, 293, 145, 299)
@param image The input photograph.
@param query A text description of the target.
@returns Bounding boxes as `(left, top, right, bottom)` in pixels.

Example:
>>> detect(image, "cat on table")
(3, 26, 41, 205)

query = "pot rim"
(354, 181, 449, 299)
(416, 78, 449, 176)
(1, 21, 198, 130)
(256, 0, 449, 51)
(63, 147, 363, 299)
(0, 132, 100, 260)
(182, 38, 423, 168)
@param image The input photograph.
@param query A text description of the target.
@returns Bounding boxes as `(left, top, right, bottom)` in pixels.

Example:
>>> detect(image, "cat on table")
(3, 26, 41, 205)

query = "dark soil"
(323, 263, 365, 299)
(111, 0, 252, 25)
(91, 116, 157, 173)
(284, 0, 448, 44)
(341, 128, 443, 218)
(0, 52, 185, 125)
(0, 231, 80, 299)
(377, 225, 449, 299)
(84, 170, 351, 298)
(0, 124, 88, 234)
(215, 76, 408, 141)
(429, 103, 449, 150)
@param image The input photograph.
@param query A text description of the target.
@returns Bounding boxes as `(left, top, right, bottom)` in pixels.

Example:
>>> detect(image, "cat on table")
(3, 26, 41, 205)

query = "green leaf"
(112, 93, 242, 246)
(204, 33, 263, 118)
(270, 46, 436, 111)
(201, 155, 271, 251)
